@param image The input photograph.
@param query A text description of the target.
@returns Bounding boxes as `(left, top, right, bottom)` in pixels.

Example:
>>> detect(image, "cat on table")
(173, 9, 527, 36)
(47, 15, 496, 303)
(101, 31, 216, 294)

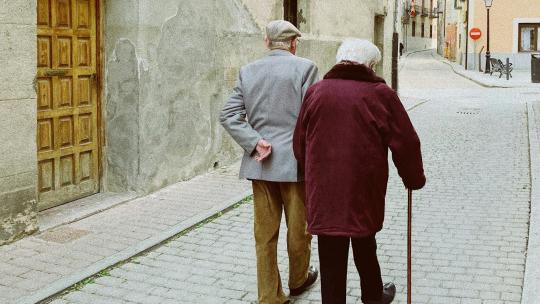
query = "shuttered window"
(519, 23, 540, 52)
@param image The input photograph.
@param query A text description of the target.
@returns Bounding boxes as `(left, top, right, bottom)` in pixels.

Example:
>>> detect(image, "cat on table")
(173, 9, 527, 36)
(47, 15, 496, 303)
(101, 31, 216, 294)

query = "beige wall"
(0, 0, 38, 245)
(103, 0, 398, 195)
(246, 0, 394, 79)
(472, 0, 540, 54)
(301, 0, 378, 39)
(242, 0, 282, 27)
(404, 14, 437, 52)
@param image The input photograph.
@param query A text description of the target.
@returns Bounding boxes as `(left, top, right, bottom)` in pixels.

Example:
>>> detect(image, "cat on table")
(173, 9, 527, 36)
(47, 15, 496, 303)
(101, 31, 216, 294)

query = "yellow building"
(465, 0, 540, 69)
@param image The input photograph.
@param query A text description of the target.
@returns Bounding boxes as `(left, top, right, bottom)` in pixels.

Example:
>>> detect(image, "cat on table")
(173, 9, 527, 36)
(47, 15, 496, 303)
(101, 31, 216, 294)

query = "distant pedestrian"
(293, 39, 426, 304)
(399, 42, 404, 57)
(220, 20, 319, 304)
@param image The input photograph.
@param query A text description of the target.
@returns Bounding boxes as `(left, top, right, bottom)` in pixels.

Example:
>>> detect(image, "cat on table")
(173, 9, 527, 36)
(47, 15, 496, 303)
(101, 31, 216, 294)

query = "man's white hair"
(268, 39, 293, 50)
(336, 39, 382, 66)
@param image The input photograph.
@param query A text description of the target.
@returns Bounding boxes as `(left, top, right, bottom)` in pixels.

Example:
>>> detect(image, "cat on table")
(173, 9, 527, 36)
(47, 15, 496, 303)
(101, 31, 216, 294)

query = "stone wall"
(0, 0, 38, 245)
(0, 0, 397, 245)
(103, 0, 396, 194)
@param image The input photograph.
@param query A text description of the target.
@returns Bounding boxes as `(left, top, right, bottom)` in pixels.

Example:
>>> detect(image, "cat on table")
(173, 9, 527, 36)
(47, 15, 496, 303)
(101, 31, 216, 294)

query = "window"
(284, 0, 298, 27)
(421, 22, 425, 37)
(430, 25, 433, 38)
(412, 21, 416, 37)
(519, 23, 540, 52)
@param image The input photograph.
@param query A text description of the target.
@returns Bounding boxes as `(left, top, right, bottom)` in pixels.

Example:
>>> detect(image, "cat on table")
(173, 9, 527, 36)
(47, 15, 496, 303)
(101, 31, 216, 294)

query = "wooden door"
(36, 0, 100, 211)
(284, 0, 298, 27)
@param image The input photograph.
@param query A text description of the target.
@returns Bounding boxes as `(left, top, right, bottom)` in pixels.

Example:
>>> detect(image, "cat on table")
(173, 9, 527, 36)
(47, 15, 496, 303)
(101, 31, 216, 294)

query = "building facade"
(439, 0, 540, 70)
(0, 0, 400, 245)
(437, 0, 468, 63)
(402, 0, 438, 52)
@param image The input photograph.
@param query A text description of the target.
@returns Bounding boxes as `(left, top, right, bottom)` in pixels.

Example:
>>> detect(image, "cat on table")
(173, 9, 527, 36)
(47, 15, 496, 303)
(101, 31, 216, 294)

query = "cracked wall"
(103, 0, 394, 194)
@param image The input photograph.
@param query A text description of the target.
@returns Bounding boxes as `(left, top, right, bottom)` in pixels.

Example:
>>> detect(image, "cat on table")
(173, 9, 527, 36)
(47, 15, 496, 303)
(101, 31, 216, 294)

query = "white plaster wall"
(407, 36, 437, 51)
(103, 0, 397, 194)
(306, 0, 376, 39)
(242, 0, 282, 27)
(465, 52, 537, 70)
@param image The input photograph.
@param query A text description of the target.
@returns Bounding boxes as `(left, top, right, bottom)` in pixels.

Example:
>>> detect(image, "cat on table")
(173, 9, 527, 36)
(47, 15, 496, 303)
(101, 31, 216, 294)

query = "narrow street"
(50, 51, 533, 304)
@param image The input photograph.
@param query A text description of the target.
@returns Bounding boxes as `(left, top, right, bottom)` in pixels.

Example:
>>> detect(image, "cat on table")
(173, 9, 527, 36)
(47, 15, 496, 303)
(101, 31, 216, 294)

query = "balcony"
(430, 7, 440, 18)
(402, 14, 410, 24)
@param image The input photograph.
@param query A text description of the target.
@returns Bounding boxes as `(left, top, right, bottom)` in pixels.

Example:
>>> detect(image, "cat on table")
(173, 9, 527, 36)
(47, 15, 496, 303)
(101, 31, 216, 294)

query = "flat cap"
(265, 20, 302, 42)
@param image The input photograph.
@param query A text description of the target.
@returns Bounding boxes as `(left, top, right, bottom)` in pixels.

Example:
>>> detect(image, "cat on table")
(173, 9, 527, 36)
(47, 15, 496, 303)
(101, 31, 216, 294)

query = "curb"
(434, 54, 515, 89)
(522, 101, 540, 304)
(18, 189, 253, 304)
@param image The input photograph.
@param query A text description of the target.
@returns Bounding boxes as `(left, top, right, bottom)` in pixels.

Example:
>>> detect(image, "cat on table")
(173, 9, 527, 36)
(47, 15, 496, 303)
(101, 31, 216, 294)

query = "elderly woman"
(293, 39, 426, 304)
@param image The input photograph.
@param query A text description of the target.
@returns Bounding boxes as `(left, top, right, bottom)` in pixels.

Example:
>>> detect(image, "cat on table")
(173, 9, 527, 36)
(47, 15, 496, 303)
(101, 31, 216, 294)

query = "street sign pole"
(469, 28, 482, 71)
(485, 7, 491, 74)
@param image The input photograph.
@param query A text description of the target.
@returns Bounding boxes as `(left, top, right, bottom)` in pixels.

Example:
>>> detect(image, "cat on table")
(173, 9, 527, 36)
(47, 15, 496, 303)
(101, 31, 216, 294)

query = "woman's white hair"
(336, 39, 382, 66)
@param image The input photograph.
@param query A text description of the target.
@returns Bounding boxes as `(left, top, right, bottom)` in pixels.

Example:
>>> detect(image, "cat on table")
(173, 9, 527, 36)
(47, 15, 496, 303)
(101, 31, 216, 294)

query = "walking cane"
(407, 189, 413, 304)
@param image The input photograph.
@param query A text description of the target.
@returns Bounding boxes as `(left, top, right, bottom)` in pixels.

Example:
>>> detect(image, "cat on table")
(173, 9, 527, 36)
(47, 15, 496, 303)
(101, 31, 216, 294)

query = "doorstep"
(39, 192, 138, 232)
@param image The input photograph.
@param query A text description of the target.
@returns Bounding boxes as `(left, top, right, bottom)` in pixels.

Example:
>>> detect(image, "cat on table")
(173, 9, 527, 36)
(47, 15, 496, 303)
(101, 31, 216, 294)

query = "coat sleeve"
(220, 69, 262, 154)
(384, 87, 426, 190)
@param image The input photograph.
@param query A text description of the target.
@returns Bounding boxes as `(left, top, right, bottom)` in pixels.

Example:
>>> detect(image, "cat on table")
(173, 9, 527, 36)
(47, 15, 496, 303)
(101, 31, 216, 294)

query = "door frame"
(35, 0, 105, 210)
(96, 0, 105, 190)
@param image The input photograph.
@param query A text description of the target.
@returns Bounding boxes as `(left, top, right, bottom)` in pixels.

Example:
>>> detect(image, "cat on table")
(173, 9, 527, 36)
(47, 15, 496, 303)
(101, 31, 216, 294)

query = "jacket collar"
(268, 49, 294, 57)
(324, 62, 386, 84)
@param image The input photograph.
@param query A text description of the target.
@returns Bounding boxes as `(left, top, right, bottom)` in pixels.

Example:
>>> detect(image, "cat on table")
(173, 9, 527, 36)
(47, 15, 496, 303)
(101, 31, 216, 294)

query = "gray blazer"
(220, 50, 319, 182)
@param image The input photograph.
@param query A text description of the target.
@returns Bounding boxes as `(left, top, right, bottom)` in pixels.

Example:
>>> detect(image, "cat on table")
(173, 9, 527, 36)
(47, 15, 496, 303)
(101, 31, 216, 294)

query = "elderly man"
(220, 20, 319, 304)
(293, 39, 426, 304)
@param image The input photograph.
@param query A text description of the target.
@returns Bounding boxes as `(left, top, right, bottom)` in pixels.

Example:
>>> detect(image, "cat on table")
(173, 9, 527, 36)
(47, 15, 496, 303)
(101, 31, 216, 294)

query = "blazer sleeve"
(220, 69, 263, 154)
(301, 63, 319, 102)
(384, 87, 426, 190)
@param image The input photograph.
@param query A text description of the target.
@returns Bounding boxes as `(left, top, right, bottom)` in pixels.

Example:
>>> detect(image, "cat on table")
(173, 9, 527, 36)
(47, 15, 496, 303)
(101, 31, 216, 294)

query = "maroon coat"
(293, 63, 426, 237)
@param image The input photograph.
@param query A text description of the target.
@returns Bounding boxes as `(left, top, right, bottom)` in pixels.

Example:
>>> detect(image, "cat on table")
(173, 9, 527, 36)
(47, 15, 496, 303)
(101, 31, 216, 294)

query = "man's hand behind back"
(254, 139, 272, 162)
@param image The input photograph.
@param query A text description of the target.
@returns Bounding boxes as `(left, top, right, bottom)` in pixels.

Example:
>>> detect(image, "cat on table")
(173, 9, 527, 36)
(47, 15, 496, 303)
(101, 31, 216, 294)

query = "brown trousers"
(252, 180, 312, 304)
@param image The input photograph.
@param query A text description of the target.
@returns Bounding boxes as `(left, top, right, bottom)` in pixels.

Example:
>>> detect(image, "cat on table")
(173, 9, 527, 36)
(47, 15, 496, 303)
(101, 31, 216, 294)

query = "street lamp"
(484, 0, 493, 74)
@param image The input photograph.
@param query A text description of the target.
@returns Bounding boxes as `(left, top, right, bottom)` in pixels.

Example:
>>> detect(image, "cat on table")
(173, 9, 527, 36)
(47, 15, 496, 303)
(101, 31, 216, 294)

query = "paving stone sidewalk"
(0, 164, 251, 304)
(49, 51, 533, 304)
(438, 54, 540, 89)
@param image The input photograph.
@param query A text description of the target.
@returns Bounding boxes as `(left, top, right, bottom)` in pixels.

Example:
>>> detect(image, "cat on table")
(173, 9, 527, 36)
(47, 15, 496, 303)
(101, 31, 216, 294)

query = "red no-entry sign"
(470, 28, 482, 40)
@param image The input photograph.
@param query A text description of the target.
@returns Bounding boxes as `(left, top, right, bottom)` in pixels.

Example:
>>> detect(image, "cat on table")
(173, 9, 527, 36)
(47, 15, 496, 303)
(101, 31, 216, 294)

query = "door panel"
(37, 0, 99, 211)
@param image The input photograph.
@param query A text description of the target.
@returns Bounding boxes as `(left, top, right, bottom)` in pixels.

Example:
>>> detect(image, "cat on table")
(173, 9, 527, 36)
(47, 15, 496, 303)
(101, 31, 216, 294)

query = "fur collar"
(324, 62, 386, 84)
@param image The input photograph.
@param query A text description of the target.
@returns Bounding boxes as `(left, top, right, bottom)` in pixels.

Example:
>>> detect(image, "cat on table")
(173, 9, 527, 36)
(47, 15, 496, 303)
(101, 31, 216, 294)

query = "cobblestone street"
(39, 51, 537, 304)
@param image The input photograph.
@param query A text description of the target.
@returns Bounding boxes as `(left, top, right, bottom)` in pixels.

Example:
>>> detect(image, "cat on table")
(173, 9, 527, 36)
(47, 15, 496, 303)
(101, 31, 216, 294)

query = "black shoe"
(364, 282, 396, 304)
(289, 266, 319, 296)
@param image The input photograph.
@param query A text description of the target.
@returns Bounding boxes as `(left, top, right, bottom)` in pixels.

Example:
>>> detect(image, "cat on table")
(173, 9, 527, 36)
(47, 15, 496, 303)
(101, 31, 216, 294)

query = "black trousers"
(318, 235, 383, 304)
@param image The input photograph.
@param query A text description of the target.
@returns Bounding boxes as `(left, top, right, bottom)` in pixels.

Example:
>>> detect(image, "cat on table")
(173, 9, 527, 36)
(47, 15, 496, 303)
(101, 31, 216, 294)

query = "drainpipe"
(443, 0, 447, 55)
(465, 0, 470, 69)
(443, 0, 446, 35)
(392, 0, 399, 91)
